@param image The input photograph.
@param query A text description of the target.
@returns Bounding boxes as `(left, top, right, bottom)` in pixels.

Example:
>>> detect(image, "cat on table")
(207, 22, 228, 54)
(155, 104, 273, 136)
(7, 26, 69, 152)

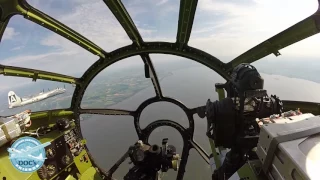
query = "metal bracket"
(263, 41, 281, 57)
(262, 124, 320, 173)
(215, 83, 226, 101)
(144, 63, 150, 78)
(236, 160, 268, 180)
(32, 71, 39, 81)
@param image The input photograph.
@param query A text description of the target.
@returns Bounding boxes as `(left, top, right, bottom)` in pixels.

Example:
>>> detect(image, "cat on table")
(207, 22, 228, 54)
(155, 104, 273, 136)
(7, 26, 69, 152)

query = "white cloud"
(123, 0, 179, 41)
(2, 27, 19, 40)
(156, 0, 169, 6)
(0, 50, 96, 92)
(197, 0, 255, 16)
(11, 46, 24, 51)
(1, 51, 77, 65)
(190, 0, 320, 60)
(1, 0, 320, 102)
(138, 28, 158, 36)
(31, 0, 178, 74)
(29, 0, 179, 55)
(40, 0, 131, 52)
(0, 0, 132, 93)
(2, 0, 319, 89)
(0, 76, 33, 93)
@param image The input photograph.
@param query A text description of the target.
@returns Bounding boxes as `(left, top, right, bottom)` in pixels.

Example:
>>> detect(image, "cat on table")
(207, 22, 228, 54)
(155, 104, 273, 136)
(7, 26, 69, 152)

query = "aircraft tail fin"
(8, 91, 22, 107)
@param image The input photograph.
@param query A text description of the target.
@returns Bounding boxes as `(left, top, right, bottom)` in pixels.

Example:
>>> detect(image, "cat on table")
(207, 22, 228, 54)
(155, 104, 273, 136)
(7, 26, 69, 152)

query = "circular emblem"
(7, 137, 49, 173)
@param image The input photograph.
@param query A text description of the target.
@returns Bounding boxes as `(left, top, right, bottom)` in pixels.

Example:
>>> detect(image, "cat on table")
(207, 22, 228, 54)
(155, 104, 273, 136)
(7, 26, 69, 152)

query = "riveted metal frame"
(176, 0, 198, 48)
(0, 64, 79, 84)
(1, 0, 320, 179)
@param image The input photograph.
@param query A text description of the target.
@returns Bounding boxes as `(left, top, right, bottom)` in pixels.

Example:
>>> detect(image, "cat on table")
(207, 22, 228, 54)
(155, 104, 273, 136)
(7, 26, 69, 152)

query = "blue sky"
(0, 0, 319, 92)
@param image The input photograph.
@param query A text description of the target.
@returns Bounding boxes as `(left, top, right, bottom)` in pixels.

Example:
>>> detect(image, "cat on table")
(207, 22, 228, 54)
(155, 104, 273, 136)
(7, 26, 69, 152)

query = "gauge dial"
(62, 155, 72, 165)
(47, 164, 57, 176)
(46, 148, 56, 159)
(37, 165, 48, 180)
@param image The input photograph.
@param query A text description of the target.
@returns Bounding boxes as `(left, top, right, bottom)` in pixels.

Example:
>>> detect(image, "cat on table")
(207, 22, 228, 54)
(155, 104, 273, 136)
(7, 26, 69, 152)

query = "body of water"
(80, 65, 320, 180)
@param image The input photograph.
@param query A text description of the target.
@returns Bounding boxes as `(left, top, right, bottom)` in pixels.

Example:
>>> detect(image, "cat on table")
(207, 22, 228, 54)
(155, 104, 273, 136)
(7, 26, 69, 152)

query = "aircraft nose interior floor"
(1, 0, 320, 180)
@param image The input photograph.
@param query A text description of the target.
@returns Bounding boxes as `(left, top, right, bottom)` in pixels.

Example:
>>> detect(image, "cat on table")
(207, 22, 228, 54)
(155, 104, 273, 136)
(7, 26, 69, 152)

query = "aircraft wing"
(8, 148, 27, 159)
(28, 153, 46, 161)
(9, 153, 45, 160)
(9, 153, 27, 159)
(26, 142, 51, 154)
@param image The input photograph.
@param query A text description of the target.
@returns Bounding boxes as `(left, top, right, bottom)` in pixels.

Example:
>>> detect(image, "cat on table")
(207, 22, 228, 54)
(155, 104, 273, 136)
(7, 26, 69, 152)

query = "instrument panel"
(37, 128, 84, 180)
(0, 114, 102, 180)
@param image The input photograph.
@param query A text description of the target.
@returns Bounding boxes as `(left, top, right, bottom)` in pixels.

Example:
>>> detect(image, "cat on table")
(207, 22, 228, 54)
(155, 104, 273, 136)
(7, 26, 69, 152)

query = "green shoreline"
(80, 72, 174, 121)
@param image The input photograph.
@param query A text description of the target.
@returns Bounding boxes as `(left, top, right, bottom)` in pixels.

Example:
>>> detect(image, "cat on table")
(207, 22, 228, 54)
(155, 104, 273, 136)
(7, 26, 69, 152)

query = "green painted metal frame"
(71, 42, 229, 110)
(0, 122, 76, 179)
(104, 0, 143, 47)
(0, 0, 106, 57)
(104, 0, 164, 97)
(237, 160, 269, 180)
(0, 64, 79, 84)
(0, 0, 319, 91)
(1, 0, 319, 110)
(177, 0, 198, 49)
(0, 19, 9, 42)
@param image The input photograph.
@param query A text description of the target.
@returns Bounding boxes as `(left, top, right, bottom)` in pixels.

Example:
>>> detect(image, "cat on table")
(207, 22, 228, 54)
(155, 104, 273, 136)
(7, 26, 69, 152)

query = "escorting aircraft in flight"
(8, 87, 66, 109)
